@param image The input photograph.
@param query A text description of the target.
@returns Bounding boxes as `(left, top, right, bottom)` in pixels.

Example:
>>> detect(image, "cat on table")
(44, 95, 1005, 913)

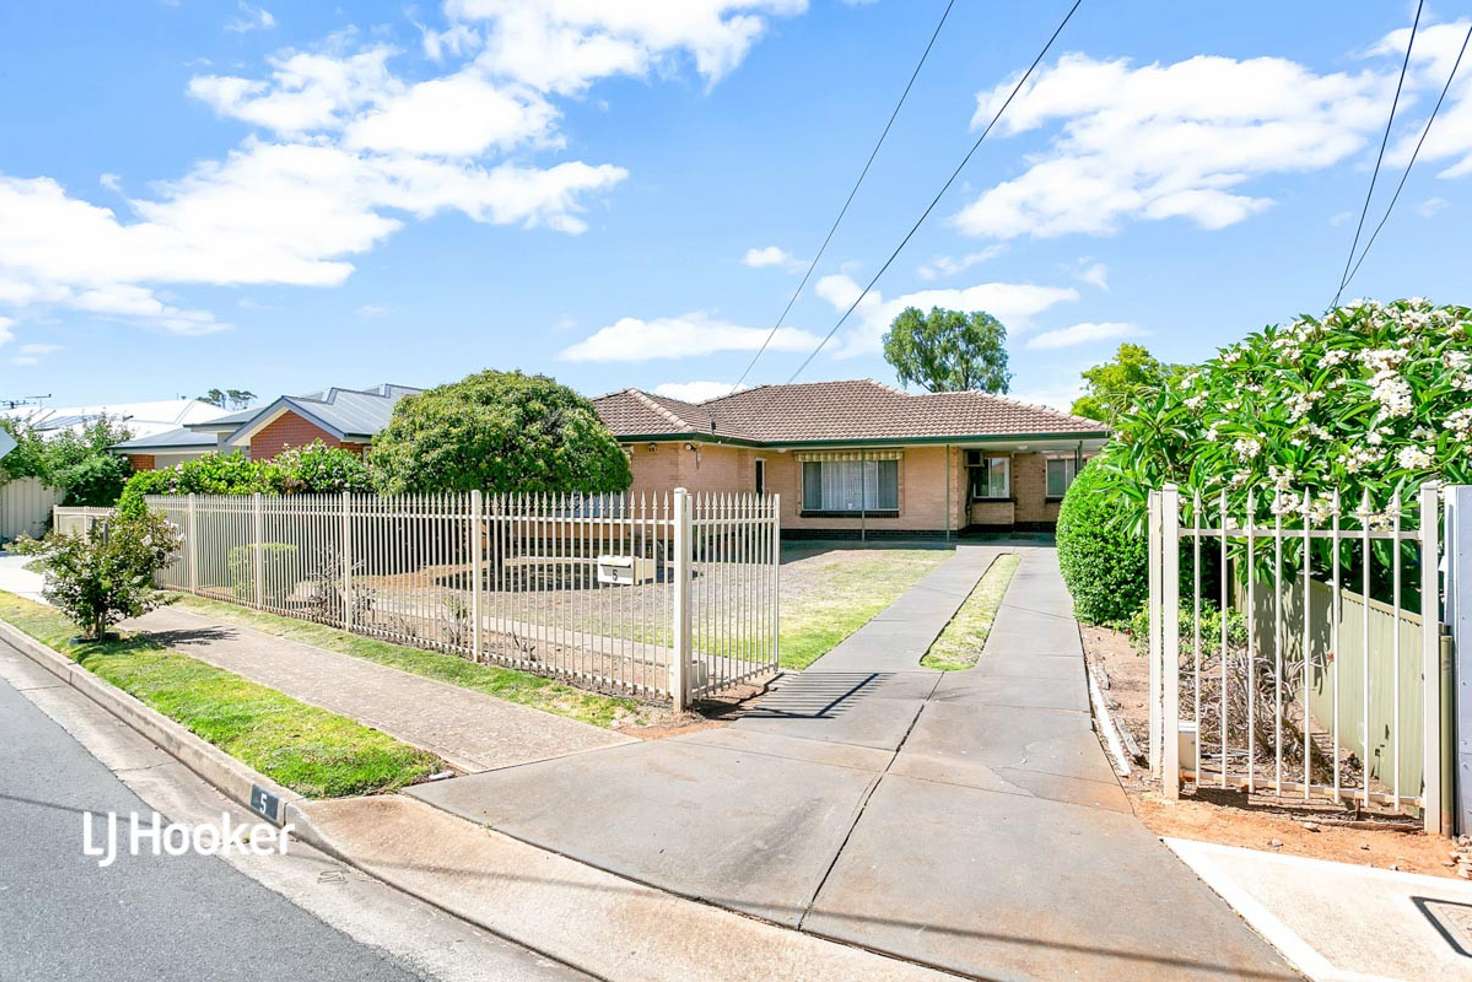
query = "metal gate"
(1146, 482, 1448, 834)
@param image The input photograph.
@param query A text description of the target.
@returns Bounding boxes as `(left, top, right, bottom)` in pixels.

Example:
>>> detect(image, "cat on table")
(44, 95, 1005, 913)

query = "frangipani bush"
(1100, 298, 1471, 529)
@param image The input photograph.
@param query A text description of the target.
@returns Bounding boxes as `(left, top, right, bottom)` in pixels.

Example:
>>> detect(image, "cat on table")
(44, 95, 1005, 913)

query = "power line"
(787, 0, 1085, 383)
(1330, 0, 1423, 311)
(1340, 21, 1471, 298)
(730, 0, 959, 394)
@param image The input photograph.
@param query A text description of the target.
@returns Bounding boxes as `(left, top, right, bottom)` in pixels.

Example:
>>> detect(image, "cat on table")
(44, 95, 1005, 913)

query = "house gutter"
(614, 430, 1109, 450)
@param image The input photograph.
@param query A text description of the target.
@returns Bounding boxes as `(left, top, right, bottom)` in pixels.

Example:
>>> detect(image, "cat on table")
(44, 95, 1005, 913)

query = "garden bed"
(1080, 620, 1453, 877)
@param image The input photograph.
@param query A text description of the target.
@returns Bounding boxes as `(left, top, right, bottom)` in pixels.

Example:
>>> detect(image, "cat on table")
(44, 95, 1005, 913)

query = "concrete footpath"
(121, 605, 632, 773)
(411, 545, 1294, 979)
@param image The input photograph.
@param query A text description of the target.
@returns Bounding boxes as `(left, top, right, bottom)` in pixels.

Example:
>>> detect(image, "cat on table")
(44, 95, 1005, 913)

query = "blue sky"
(3, 1, 1471, 411)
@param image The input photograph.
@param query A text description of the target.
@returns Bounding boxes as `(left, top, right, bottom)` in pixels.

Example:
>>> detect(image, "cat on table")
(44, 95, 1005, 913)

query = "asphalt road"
(0, 671, 431, 982)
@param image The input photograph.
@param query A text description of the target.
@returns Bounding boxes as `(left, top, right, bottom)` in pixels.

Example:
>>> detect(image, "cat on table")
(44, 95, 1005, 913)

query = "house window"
(1046, 457, 1080, 499)
(801, 459, 899, 512)
(754, 458, 766, 496)
(967, 455, 1010, 500)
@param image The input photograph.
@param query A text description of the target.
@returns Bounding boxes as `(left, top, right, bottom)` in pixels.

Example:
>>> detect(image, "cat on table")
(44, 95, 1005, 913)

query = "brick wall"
(125, 454, 156, 471)
(248, 410, 367, 461)
(1013, 452, 1061, 525)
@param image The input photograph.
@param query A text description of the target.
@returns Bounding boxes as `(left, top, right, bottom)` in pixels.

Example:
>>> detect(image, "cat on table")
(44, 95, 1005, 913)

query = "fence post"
(186, 493, 198, 594)
(670, 487, 692, 712)
(1148, 490, 1162, 776)
(1161, 484, 1182, 800)
(1421, 482, 1444, 835)
(1447, 485, 1472, 835)
(771, 493, 781, 670)
(251, 492, 264, 609)
(470, 490, 483, 663)
(341, 491, 353, 631)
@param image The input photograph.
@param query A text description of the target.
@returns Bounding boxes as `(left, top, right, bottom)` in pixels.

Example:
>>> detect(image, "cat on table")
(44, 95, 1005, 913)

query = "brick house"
(114, 384, 420, 469)
(592, 380, 1107, 536)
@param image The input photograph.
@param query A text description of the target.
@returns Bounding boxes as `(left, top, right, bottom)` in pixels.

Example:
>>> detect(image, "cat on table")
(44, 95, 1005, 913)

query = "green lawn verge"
(169, 593, 649, 729)
(780, 547, 954, 670)
(921, 554, 1021, 671)
(0, 591, 441, 797)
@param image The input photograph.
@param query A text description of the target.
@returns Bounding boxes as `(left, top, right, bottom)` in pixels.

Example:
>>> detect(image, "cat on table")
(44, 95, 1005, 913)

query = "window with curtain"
(1046, 457, 1079, 498)
(968, 456, 1009, 500)
(801, 459, 899, 512)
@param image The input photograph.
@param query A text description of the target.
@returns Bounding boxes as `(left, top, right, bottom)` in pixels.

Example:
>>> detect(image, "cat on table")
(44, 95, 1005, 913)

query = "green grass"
(921, 554, 1021, 671)
(779, 547, 954, 670)
(0, 591, 441, 797)
(169, 593, 649, 729)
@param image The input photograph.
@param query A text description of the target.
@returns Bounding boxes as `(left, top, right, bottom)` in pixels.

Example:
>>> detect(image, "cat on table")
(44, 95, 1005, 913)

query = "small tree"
(369, 370, 631, 494)
(33, 510, 182, 641)
(1070, 342, 1181, 424)
(882, 306, 1011, 393)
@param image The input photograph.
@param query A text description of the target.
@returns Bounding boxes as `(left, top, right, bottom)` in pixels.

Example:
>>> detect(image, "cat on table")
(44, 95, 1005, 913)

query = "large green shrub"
(31, 508, 182, 640)
(369, 370, 631, 494)
(116, 442, 371, 515)
(0, 416, 133, 507)
(1056, 462, 1148, 625)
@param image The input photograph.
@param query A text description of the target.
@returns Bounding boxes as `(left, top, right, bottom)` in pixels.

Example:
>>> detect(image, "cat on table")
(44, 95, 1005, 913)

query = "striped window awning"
(794, 449, 903, 462)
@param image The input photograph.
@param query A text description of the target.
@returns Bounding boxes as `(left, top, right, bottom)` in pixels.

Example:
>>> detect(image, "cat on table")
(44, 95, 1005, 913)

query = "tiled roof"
(593, 380, 1105, 444)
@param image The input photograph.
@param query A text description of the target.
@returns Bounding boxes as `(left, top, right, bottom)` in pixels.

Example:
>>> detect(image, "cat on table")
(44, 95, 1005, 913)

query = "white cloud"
(1076, 261, 1108, 290)
(18, 343, 61, 355)
(813, 273, 1078, 357)
(1419, 195, 1449, 217)
(188, 46, 399, 135)
(559, 311, 821, 361)
(99, 173, 121, 192)
(653, 380, 747, 402)
(955, 52, 1393, 239)
(741, 244, 804, 271)
(1010, 382, 1084, 413)
(343, 71, 559, 157)
(226, 3, 276, 34)
(1026, 321, 1141, 350)
(1378, 21, 1472, 178)
(357, 303, 389, 318)
(916, 246, 1005, 280)
(0, 317, 13, 346)
(451, 0, 808, 95)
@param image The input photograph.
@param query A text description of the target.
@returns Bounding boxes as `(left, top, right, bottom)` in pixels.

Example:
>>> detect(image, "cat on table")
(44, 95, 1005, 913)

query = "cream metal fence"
(1, 478, 63, 540)
(1147, 483, 1447, 834)
(61, 489, 781, 707)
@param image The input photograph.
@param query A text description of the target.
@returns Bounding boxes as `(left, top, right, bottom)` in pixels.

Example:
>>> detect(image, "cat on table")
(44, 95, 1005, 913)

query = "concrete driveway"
(410, 545, 1292, 979)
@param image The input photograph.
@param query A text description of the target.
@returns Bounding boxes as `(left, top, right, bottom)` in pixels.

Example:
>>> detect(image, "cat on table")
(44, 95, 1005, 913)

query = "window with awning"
(797, 450, 900, 512)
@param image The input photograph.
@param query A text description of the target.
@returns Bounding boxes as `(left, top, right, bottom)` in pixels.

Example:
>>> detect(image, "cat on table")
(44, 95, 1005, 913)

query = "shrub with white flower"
(1098, 298, 1472, 521)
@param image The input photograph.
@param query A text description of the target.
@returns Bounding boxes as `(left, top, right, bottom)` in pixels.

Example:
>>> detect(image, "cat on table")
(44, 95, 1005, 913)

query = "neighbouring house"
(114, 384, 421, 470)
(592, 380, 1108, 536)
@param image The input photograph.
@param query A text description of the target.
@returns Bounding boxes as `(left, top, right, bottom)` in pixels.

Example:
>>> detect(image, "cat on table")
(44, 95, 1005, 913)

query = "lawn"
(778, 542, 955, 670)
(169, 593, 651, 729)
(0, 591, 441, 797)
(921, 554, 1020, 671)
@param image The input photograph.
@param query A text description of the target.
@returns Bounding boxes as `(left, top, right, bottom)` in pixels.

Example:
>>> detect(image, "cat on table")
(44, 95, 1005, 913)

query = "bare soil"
(1082, 622, 1458, 879)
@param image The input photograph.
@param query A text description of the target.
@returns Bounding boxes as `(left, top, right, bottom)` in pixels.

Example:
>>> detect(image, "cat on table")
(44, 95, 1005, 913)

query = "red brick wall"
(126, 454, 156, 471)
(248, 410, 366, 461)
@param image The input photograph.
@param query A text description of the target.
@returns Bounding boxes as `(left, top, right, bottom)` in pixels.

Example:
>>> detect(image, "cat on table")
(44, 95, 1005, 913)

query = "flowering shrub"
(116, 443, 371, 516)
(31, 509, 182, 640)
(1100, 298, 1471, 523)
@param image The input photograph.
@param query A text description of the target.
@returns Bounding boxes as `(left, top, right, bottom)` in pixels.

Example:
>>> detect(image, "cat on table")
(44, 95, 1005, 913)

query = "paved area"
(122, 605, 634, 773)
(0, 551, 46, 602)
(411, 545, 1292, 978)
(1169, 837, 1472, 980)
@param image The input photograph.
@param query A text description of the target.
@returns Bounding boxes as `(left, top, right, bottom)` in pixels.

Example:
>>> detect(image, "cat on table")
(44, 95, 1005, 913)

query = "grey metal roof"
(114, 427, 218, 451)
(217, 383, 423, 446)
(187, 407, 257, 429)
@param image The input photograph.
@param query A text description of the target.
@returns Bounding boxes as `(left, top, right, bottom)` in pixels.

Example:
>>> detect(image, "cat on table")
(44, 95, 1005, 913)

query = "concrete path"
(804, 545, 1004, 672)
(411, 546, 1293, 979)
(0, 552, 47, 603)
(122, 605, 633, 773)
(1168, 838, 1472, 980)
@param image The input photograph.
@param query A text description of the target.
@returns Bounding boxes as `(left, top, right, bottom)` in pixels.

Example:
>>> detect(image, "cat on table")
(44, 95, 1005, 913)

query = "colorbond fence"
(61, 490, 780, 707)
(1146, 483, 1448, 833)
